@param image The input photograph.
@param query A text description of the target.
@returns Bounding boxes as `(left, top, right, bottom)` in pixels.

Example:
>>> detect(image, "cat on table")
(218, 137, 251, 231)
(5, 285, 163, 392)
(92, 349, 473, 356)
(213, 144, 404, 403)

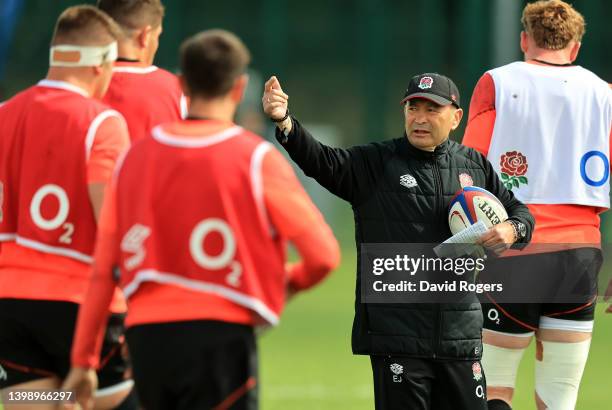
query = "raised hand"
(262, 76, 289, 121)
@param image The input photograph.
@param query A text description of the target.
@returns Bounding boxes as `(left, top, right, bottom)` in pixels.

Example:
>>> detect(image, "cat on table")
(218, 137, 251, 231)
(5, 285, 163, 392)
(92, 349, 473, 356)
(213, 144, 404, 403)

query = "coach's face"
(404, 98, 463, 151)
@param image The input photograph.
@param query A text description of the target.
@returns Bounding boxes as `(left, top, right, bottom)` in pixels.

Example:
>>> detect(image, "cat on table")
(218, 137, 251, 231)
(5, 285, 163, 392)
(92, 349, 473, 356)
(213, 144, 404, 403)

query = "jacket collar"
(401, 134, 450, 160)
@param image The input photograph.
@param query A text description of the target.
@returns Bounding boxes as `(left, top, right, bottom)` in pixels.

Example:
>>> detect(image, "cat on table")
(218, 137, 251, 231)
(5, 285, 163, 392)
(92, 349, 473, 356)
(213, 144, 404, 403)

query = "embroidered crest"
(390, 363, 403, 375)
(500, 151, 528, 191)
(472, 362, 483, 381)
(390, 363, 404, 383)
(459, 173, 473, 188)
(400, 174, 418, 189)
(418, 76, 434, 90)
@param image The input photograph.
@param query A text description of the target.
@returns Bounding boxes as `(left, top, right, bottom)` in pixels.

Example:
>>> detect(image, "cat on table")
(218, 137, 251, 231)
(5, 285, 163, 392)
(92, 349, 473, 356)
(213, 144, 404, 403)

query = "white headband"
(49, 42, 118, 67)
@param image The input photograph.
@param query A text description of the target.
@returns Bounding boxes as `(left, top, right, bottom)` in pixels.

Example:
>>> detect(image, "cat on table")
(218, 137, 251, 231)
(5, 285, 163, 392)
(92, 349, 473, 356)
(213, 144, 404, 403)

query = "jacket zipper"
(432, 159, 444, 358)
(431, 160, 444, 232)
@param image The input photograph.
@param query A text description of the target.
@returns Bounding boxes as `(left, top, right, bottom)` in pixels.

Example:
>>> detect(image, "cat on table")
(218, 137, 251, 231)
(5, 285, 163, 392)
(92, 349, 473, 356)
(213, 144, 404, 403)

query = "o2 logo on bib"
(190, 218, 242, 287)
(30, 184, 74, 244)
(580, 151, 609, 187)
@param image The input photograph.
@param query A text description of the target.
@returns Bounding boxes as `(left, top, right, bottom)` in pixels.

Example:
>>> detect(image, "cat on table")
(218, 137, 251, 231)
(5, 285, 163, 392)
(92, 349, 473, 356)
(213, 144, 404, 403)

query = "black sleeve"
(477, 152, 535, 244)
(274, 117, 365, 203)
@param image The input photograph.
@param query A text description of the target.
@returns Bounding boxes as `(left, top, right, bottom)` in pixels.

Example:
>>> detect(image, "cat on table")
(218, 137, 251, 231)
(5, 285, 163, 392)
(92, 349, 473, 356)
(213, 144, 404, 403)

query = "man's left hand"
(61, 367, 98, 410)
(476, 221, 515, 255)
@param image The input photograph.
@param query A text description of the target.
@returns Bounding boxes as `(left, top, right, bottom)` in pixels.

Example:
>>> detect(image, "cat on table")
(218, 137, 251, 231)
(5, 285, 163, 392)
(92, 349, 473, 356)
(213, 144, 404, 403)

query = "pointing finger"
(264, 77, 276, 92)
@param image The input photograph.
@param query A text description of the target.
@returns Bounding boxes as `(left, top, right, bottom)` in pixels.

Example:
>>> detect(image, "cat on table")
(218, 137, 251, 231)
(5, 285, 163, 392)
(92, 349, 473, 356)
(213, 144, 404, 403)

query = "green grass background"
(1, 248, 609, 409)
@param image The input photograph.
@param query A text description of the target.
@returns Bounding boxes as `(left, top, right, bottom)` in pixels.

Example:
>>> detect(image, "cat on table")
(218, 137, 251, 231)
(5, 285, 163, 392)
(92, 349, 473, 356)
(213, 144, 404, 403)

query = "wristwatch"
(507, 219, 527, 241)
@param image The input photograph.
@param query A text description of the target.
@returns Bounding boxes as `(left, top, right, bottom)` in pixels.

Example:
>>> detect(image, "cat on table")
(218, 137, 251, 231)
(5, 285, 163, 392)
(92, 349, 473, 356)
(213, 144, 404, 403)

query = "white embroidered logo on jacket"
(400, 174, 418, 189)
(390, 363, 404, 383)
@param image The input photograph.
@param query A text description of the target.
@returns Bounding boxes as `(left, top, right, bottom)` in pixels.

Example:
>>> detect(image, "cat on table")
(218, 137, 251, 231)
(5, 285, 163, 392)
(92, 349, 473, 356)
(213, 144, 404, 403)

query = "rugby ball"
(448, 186, 508, 235)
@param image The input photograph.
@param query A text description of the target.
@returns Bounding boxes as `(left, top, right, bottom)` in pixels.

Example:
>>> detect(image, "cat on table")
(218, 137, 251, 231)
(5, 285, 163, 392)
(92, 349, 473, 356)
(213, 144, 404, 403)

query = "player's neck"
(117, 43, 148, 66)
(525, 49, 573, 66)
(188, 98, 236, 123)
(45, 68, 94, 96)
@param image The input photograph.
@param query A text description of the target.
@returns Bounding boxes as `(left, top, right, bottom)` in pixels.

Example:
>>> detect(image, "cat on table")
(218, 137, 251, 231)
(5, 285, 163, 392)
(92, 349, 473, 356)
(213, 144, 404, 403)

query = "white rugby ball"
(448, 186, 508, 235)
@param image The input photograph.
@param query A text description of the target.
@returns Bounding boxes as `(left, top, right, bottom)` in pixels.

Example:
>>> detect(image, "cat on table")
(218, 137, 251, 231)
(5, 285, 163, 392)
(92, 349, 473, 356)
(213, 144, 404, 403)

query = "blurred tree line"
(2, 0, 610, 143)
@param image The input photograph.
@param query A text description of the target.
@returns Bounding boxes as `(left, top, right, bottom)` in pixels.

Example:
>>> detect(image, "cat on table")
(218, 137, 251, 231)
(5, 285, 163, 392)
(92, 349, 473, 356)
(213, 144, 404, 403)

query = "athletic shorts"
(0, 298, 128, 389)
(480, 247, 601, 334)
(370, 356, 487, 410)
(126, 320, 257, 410)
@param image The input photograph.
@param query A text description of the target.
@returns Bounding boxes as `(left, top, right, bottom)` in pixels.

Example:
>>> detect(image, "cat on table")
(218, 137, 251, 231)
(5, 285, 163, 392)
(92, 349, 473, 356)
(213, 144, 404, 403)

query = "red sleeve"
(87, 113, 130, 184)
(462, 73, 497, 157)
(71, 178, 119, 368)
(262, 148, 340, 291)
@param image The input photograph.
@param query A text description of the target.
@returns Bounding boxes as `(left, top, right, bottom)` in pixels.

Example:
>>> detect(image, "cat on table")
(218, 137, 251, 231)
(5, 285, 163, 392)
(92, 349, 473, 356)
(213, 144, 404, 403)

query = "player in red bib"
(462, 1, 612, 409)
(0, 6, 138, 410)
(97, 0, 185, 143)
(63, 30, 340, 410)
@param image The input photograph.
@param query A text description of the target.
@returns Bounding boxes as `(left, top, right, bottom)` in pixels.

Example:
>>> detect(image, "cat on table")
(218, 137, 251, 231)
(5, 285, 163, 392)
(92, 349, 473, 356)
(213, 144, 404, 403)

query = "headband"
(49, 42, 118, 67)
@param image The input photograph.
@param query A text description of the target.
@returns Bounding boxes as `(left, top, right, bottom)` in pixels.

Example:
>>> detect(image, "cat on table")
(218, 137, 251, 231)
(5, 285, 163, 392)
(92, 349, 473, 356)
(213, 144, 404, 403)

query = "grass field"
(1, 248, 609, 410)
(259, 248, 611, 410)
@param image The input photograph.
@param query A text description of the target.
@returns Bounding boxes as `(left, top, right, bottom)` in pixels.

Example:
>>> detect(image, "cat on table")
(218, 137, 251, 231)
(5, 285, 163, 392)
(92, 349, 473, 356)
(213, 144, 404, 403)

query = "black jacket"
(277, 118, 534, 359)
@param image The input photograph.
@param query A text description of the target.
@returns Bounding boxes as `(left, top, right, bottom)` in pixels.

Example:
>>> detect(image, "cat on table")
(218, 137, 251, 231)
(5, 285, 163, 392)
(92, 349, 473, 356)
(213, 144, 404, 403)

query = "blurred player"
(0, 5, 137, 410)
(463, 1, 612, 409)
(97, 0, 185, 142)
(62, 29, 340, 410)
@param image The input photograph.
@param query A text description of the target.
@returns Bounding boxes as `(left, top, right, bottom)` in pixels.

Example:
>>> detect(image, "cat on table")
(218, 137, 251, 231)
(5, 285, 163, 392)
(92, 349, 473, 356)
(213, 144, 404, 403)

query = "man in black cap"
(262, 73, 534, 409)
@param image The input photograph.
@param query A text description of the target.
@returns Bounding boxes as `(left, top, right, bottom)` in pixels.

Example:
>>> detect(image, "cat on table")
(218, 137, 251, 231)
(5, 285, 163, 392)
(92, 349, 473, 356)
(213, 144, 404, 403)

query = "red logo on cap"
(418, 76, 433, 90)
(451, 94, 457, 101)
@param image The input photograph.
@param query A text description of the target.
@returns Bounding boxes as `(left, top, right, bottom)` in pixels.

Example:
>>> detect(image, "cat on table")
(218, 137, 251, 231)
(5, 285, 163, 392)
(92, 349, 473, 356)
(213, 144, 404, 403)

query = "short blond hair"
(52, 5, 121, 46)
(521, 0, 585, 50)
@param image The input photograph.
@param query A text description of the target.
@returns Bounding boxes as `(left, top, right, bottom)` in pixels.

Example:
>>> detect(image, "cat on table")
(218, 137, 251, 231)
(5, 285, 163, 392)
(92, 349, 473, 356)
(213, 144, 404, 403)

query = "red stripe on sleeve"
(462, 73, 497, 157)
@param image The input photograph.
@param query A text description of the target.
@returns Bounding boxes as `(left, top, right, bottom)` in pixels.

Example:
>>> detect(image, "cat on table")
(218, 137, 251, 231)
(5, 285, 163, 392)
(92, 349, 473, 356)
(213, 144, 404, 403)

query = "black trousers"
(370, 355, 487, 410)
(0, 298, 127, 389)
(481, 247, 601, 333)
(126, 320, 257, 410)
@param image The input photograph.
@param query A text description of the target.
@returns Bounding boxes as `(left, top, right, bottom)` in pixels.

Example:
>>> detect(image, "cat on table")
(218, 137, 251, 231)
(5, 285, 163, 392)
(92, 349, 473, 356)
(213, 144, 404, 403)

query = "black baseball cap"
(400, 73, 461, 108)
